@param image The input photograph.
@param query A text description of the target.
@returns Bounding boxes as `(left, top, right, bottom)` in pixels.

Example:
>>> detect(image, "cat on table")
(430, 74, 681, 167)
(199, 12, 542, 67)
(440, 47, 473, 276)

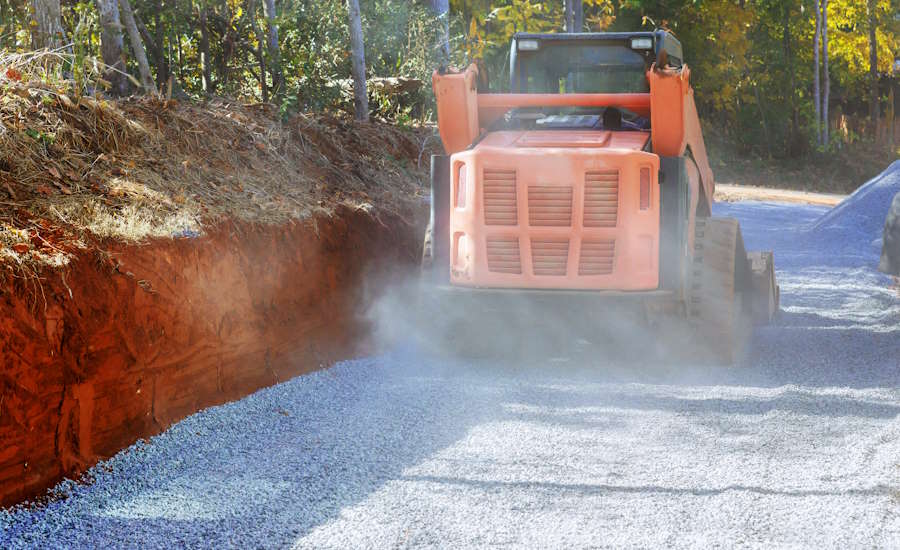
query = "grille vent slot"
(483, 169, 518, 226)
(578, 240, 616, 275)
(486, 236, 522, 274)
(531, 239, 570, 276)
(528, 186, 573, 226)
(583, 170, 619, 227)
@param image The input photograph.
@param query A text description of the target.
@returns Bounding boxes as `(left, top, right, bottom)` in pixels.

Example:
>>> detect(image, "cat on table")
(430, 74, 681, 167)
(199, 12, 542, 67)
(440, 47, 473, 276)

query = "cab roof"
(511, 31, 683, 65)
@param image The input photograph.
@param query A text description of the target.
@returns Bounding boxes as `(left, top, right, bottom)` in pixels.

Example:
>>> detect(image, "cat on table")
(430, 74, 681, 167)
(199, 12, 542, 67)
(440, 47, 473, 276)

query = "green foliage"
(827, 0, 894, 88)
(613, 0, 899, 157)
(451, 0, 614, 90)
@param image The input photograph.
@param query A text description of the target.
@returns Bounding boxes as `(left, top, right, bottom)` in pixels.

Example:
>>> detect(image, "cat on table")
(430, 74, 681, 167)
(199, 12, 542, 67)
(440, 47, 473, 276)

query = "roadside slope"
(0, 85, 431, 507)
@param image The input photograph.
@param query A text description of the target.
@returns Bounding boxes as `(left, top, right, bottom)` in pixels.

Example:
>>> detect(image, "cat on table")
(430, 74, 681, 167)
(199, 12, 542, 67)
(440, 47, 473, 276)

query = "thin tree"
(31, 0, 64, 49)
(822, 0, 830, 146)
(247, 0, 269, 103)
(347, 0, 368, 121)
(782, 1, 800, 155)
(95, 0, 130, 96)
(752, 77, 772, 159)
(199, 0, 213, 93)
(119, 0, 158, 94)
(134, 6, 169, 88)
(152, 5, 167, 86)
(573, 0, 583, 32)
(813, 0, 822, 146)
(565, 0, 574, 32)
(867, 0, 879, 127)
(430, 0, 450, 67)
(262, 0, 284, 102)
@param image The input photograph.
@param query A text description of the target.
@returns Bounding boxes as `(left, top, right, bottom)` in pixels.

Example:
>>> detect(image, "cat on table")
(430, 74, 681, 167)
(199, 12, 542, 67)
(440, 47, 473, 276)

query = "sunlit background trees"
(1, 0, 898, 160)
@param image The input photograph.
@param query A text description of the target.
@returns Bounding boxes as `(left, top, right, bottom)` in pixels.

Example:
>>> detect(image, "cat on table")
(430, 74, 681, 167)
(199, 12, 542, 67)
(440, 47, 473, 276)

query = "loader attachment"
(748, 251, 780, 324)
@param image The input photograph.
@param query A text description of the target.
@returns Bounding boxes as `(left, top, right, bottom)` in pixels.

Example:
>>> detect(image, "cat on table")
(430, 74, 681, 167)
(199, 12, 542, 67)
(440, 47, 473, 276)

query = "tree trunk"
(814, 0, 822, 146)
(347, 0, 368, 121)
(262, 0, 284, 102)
(867, 0, 879, 126)
(95, 0, 130, 96)
(753, 81, 772, 159)
(573, 0, 583, 32)
(565, 0, 574, 32)
(153, 7, 168, 86)
(429, 0, 450, 67)
(219, 9, 237, 89)
(176, 25, 185, 82)
(823, 0, 830, 146)
(889, 85, 895, 149)
(199, 1, 213, 93)
(247, 0, 269, 103)
(137, 13, 162, 81)
(782, 2, 800, 155)
(119, 0, 158, 94)
(138, 8, 170, 88)
(31, 0, 64, 49)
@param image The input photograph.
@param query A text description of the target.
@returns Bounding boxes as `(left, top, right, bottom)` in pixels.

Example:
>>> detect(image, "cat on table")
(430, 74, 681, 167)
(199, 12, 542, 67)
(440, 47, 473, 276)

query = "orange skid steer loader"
(422, 31, 778, 363)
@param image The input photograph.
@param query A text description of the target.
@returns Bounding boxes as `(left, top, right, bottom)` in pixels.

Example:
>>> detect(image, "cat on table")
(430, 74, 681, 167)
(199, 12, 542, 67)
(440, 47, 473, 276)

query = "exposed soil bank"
(0, 206, 420, 507)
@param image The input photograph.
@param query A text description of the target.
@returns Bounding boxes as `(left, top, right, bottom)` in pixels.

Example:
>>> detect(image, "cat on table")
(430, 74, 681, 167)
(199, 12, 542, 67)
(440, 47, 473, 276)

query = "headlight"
(518, 39, 540, 51)
(630, 37, 653, 50)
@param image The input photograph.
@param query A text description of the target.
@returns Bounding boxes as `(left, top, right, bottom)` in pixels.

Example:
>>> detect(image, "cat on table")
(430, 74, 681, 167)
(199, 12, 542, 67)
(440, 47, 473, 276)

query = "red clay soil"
(0, 205, 420, 507)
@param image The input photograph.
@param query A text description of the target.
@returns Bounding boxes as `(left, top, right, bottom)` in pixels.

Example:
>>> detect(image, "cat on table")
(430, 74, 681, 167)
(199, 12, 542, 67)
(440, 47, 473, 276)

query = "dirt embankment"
(0, 76, 433, 506)
(0, 205, 420, 507)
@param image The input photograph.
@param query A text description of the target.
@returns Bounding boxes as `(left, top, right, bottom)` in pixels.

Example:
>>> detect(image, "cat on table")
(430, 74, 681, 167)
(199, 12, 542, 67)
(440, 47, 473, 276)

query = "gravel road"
(3, 198, 899, 549)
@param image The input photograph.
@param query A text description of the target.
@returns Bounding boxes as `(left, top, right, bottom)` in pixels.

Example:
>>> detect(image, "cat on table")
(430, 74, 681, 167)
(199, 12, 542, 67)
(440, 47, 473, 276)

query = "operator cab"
(500, 31, 683, 133)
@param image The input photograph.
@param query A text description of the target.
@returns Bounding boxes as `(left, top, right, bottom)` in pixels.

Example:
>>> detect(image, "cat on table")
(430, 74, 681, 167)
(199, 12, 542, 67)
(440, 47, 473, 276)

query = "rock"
(878, 191, 900, 276)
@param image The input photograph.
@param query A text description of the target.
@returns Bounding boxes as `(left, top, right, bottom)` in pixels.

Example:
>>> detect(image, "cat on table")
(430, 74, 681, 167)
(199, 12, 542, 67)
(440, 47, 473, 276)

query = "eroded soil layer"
(0, 206, 418, 507)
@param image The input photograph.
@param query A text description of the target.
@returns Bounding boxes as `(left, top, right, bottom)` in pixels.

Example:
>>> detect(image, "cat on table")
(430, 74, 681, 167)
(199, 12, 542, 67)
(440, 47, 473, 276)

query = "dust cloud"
(364, 271, 702, 377)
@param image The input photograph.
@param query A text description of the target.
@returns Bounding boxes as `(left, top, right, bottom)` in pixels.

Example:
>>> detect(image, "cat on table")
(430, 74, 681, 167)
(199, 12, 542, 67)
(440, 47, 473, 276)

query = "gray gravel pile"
(2, 199, 899, 548)
(809, 161, 900, 267)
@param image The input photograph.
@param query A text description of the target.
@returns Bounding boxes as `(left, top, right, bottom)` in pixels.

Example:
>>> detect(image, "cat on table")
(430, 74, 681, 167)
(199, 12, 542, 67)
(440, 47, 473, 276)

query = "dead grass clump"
(0, 218, 77, 276)
(53, 196, 201, 241)
(0, 61, 432, 273)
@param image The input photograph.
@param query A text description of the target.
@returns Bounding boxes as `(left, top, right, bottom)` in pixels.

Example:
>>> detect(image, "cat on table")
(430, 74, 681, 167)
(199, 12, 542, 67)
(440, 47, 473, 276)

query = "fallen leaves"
(4, 67, 22, 82)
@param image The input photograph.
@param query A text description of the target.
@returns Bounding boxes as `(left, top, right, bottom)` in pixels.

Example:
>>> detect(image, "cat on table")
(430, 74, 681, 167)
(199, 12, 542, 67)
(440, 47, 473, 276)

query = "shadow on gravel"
(747, 327, 900, 389)
(400, 475, 898, 498)
(743, 304, 900, 389)
(509, 384, 900, 419)
(1, 358, 506, 549)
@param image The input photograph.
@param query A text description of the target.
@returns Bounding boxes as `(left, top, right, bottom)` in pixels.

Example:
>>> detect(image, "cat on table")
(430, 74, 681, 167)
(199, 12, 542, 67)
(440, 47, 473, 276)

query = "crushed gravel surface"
(2, 196, 899, 548)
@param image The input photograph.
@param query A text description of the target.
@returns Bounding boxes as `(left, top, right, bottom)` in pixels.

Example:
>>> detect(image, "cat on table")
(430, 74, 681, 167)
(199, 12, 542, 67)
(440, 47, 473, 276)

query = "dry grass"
(0, 51, 433, 273)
